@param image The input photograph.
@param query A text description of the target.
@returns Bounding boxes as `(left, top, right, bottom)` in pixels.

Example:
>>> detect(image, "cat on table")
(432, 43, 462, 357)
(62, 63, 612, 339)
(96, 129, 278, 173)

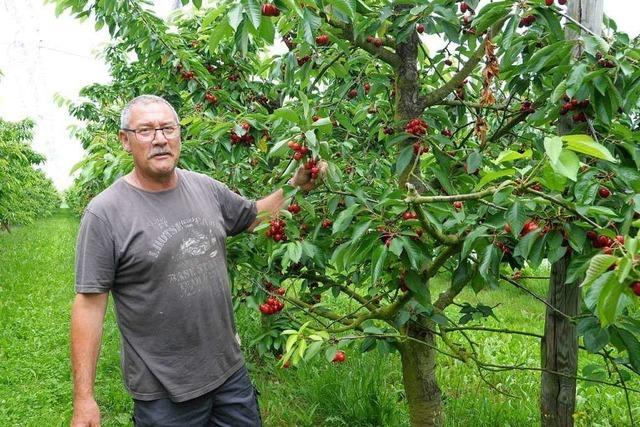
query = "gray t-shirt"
(75, 168, 257, 402)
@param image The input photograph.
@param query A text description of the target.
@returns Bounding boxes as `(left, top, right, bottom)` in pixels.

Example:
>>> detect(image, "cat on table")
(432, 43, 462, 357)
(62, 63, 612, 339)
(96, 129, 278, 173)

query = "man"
(71, 95, 323, 426)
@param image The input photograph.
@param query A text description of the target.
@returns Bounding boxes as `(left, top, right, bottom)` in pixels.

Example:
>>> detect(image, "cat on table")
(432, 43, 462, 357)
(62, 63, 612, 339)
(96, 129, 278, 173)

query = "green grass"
(1, 211, 637, 426)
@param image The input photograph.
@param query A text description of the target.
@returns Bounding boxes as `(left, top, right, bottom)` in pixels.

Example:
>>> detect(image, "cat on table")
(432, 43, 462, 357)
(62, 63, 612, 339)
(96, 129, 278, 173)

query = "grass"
(0, 210, 637, 426)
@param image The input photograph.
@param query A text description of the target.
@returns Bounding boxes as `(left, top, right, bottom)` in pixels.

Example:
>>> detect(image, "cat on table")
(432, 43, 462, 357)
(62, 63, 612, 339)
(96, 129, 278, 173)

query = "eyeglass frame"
(121, 124, 181, 142)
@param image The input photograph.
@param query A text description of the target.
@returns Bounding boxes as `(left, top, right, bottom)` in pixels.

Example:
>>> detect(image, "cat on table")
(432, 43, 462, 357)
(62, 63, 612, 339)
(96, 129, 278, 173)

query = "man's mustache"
(148, 150, 172, 159)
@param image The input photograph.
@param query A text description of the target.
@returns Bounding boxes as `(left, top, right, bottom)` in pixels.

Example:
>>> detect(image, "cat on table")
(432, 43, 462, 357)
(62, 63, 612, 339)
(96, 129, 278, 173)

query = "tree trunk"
(540, 254, 579, 426)
(540, 2, 602, 426)
(2, 222, 10, 233)
(398, 319, 444, 427)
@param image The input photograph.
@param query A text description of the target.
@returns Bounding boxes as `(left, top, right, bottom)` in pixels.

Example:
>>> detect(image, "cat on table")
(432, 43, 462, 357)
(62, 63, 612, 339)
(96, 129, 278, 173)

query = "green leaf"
(405, 271, 430, 309)
(550, 149, 580, 182)
(301, 8, 322, 45)
(328, 0, 356, 20)
(475, 168, 515, 190)
(389, 237, 404, 257)
(479, 244, 500, 288)
(371, 245, 388, 284)
(462, 226, 488, 259)
(583, 327, 610, 353)
(396, 145, 414, 176)
(495, 149, 532, 164)
(228, 3, 244, 30)
(208, 19, 233, 51)
(597, 274, 625, 326)
(473, 1, 510, 34)
(543, 136, 563, 165)
(350, 220, 371, 243)
(561, 134, 617, 163)
(506, 202, 526, 238)
(513, 228, 541, 260)
(332, 204, 359, 234)
(617, 329, 640, 372)
(581, 254, 617, 288)
(241, 0, 261, 29)
(399, 236, 424, 270)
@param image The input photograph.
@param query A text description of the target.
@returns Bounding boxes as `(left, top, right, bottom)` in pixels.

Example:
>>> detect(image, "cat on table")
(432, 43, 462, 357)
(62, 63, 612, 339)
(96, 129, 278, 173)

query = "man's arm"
(71, 292, 109, 427)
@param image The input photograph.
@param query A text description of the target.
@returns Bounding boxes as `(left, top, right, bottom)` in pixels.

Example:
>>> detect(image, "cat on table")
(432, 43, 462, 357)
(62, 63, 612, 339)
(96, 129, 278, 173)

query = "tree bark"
(540, 254, 580, 426)
(540, 2, 603, 426)
(398, 319, 444, 427)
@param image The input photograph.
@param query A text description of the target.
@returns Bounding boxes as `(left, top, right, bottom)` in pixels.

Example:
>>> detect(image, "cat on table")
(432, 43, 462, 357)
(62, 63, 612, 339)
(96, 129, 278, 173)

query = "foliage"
(0, 118, 60, 228)
(0, 213, 635, 425)
(50, 0, 640, 421)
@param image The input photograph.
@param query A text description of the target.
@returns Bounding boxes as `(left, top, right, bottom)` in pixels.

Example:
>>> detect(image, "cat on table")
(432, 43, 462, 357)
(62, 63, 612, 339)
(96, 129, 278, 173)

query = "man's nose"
(151, 129, 168, 144)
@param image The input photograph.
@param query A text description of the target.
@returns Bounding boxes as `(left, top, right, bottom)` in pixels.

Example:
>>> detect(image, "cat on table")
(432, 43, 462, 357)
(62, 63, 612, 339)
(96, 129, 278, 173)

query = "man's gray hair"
(120, 95, 180, 129)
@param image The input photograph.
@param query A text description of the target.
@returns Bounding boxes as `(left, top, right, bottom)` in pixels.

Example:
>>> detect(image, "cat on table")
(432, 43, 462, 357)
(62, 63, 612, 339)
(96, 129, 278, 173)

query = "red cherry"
(332, 350, 346, 363)
(503, 224, 512, 233)
(598, 187, 611, 198)
(416, 24, 425, 33)
(586, 230, 597, 241)
(545, 0, 554, 5)
(631, 282, 640, 297)
(453, 201, 463, 210)
(348, 89, 358, 99)
(373, 38, 383, 48)
(363, 83, 371, 92)
(460, 2, 469, 13)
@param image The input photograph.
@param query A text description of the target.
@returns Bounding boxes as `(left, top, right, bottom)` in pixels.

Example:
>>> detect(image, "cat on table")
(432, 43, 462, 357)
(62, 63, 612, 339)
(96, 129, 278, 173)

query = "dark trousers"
(132, 365, 262, 427)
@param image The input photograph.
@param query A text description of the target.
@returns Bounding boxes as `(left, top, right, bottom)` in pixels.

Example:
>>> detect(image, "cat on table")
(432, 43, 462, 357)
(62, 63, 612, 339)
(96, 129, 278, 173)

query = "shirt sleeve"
(75, 209, 116, 293)
(211, 180, 258, 237)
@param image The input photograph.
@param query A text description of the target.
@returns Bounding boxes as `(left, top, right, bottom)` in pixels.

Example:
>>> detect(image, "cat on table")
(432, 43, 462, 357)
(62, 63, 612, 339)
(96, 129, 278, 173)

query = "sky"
(0, 1, 638, 191)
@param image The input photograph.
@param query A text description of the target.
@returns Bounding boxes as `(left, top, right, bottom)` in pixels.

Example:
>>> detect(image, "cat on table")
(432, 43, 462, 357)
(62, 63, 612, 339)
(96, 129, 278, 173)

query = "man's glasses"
(122, 125, 180, 143)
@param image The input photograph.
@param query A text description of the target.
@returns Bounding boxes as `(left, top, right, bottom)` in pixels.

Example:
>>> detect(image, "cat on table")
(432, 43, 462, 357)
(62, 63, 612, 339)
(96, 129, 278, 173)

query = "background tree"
(0, 117, 60, 231)
(52, 0, 640, 425)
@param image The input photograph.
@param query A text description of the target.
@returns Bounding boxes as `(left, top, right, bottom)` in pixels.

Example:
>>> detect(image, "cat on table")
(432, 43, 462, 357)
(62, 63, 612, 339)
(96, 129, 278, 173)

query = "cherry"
(332, 350, 346, 363)
(453, 201, 463, 210)
(287, 203, 301, 214)
(460, 2, 469, 13)
(503, 223, 512, 233)
(545, 0, 554, 5)
(315, 34, 330, 46)
(321, 218, 332, 229)
(416, 24, 425, 33)
(521, 220, 539, 236)
(373, 38, 383, 48)
(615, 235, 624, 245)
(586, 230, 597, 241)
(444, 58, 453, 66)
(261, 3, 280, 17)
(348, 89, 358, 99)
(631, 282, 640, 297)
(598, 187, 611, 198)
(205, 92, 218, 104)
(363, 83, 371, 92)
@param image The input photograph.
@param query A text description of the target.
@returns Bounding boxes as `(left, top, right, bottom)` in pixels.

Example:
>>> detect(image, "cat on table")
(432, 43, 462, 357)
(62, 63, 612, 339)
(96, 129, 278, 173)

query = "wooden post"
(540, 2, 603, 426)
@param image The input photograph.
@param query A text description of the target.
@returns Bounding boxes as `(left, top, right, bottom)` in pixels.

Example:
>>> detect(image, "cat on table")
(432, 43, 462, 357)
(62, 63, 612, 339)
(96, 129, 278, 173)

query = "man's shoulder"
(179, 168, 223, 189)
(84, 178, 127, 218)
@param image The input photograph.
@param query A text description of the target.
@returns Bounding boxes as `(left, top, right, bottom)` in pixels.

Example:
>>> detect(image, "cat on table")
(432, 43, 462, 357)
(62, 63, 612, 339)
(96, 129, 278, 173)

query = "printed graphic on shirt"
(147, 216, 222, 298)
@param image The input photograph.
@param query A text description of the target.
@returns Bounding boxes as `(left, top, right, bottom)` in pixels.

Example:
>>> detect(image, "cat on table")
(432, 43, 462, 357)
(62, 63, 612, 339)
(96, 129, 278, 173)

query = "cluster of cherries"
(545, 0, 568, 5)
(266, 218, 287, 242)
(495, 240, 512, 255)
(287, 203, 301, 214)
(405, 118, 429, 136)
(180, 70, 195, 80)
(519, 15, 536, 27)
(230, 123, 255, 146)
(205, 92, 218, 105)
(287, 140, 310, 160)
(260, 3, 280, 16)
(303, 158, 321, 179)
(596, 52, 616, 68)
(315, 34, 330, 45)
(441, 128, 453, 137)
(413, 142, 429, 155)
(520, 100, 535, 114)
(402, 211, 418, 220)
(228, 74, 240, 82)
(297, 55, 311, 66)
(587, 231, 623, 254)
(321, 218, 333, 229)
(521, 220, 539, 236)
(259, 296, 285, 315)
(559, 95, 590, 122)
(365, 35, 383, 48)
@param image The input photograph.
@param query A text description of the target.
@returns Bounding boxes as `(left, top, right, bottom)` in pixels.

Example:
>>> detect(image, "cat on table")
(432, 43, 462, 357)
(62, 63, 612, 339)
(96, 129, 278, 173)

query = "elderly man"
(71, 95, 322, 426)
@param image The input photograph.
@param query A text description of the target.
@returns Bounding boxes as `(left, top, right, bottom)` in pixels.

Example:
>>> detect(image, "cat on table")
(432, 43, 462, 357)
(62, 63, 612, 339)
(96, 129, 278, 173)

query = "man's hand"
(71, 397, 101, 426)
(290, 160, 328, 192)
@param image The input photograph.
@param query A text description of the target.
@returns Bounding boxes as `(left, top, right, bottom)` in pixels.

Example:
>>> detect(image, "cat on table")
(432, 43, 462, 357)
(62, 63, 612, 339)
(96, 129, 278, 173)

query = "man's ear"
(119, 130, 131, 153)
